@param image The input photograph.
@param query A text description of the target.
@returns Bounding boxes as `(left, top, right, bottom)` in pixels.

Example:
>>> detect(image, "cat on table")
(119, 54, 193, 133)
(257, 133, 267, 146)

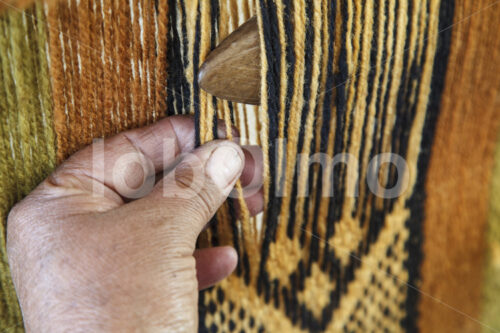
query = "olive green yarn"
(481, 133, 500, 331)
(0, 5, 55, 331)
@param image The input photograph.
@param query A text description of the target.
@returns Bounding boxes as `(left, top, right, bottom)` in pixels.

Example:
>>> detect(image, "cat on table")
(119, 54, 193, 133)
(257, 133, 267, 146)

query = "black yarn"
(166, 0, 190, 116)
(286, 0, 315, 240)
(401, 0, 455, 331)
(257, 0, 283, 296)
(192, 2, 202, 147)
(323, 0, 349, 270)
(355, 1, 381, 220)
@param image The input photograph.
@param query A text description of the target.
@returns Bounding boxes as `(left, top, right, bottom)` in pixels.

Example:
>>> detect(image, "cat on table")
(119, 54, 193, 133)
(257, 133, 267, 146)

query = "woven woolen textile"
(0, 0, 499, 331)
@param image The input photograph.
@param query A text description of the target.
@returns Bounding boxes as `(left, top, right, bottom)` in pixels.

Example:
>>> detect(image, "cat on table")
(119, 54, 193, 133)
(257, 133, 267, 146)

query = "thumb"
(130, 139, 244, 249)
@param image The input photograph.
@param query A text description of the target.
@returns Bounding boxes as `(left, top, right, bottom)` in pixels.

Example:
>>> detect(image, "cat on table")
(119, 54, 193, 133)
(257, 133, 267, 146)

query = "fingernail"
(207, 145, 243, 190)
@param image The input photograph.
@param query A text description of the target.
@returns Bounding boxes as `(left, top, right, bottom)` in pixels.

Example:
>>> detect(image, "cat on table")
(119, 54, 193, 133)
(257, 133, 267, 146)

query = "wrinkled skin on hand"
(7, 116, 263, 332)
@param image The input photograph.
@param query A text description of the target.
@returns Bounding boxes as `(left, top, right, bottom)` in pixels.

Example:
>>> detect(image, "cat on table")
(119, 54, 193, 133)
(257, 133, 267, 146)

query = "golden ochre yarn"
(1, 0, 500, 332)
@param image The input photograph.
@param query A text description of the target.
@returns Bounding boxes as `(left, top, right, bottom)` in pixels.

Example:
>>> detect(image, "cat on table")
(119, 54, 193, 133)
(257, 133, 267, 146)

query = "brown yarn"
(117, 0, 132, 127)
(103, 0, 116, 134)
(47, 3, 68, 161)
(59, 0, 78, 153)
(46, 0, 170, 161)
(418, 1, 500, 331)
(155, 0, 168, 119)
(90, 0, 105, 137)
(140, 0, 150, 125)
(77, 0, 92, 141)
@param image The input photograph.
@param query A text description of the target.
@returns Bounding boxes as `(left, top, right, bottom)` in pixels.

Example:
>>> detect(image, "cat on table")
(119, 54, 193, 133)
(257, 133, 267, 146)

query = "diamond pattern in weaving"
(194, 0, 455, 331)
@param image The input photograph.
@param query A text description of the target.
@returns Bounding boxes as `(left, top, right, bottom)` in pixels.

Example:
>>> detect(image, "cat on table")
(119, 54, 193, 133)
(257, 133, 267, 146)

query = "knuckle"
(195, 189, 218, 221)
(174, 195, 211, 226)
(164, 160, 221, 227)
(173, 161, 198, 189)
(7, 201, 23, 225)
(6, 199, 48, 263)
(6, 197, 36, 236)
(6, 203, 24, 251)
(163, 191, 215, 234)
(46, 160, 93, 191)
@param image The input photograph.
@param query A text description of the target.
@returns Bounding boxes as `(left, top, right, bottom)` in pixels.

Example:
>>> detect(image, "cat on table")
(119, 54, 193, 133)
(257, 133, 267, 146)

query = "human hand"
(6, 116, 263, 332)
